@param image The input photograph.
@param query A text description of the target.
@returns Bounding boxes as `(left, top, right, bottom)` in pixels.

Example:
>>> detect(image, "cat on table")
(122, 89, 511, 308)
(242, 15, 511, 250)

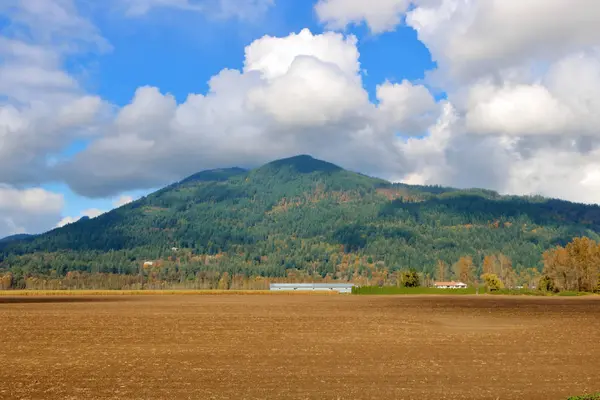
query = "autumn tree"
(217, 272, 230, 290)
(0, 272, 13, 290)
(542, 245, 570, 290)
(496, 253, 516, 288)
(542, 236, 600, 292)
(566, 237, 599, 292)
(482, 255, 497, 275)
(453, 256, 475, 285)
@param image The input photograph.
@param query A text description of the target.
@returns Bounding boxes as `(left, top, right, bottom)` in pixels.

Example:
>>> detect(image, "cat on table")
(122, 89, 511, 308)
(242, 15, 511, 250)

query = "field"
(1, 294, 599, 399)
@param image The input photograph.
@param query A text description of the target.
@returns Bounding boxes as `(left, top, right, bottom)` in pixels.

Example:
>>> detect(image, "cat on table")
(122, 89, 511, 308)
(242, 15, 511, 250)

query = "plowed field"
(1, 294, 599, 399)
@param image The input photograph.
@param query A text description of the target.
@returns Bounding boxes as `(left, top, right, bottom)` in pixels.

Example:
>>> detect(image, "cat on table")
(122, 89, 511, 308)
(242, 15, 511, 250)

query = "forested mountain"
(2, 155, 600, 289)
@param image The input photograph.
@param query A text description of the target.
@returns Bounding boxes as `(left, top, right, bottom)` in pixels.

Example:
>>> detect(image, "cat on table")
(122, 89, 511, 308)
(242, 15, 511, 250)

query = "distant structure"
(269, 283, 354, 293)
(143, 261, 154, 267)
(433, 281, 467, 289)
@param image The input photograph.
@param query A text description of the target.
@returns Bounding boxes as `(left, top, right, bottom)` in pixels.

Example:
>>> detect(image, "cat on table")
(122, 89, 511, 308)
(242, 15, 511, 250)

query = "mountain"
(2, 155, 600, 285)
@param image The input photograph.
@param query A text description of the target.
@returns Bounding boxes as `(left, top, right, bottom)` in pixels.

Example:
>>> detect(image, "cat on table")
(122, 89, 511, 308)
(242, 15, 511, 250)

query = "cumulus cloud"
(465, 83, 572, 136)
(375, 80, 439, 136)
(247, 55, 369, 127)
(406, 0, 600, 82)
(244, 29, 360, 79)
(0, 186, 64, 237)
(57, 29, 434, 197)
(315, 0, 411, 33)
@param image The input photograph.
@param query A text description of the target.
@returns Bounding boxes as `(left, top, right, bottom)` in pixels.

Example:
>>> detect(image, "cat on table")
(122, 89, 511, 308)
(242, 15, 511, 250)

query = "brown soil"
(1, 295, 599, 399)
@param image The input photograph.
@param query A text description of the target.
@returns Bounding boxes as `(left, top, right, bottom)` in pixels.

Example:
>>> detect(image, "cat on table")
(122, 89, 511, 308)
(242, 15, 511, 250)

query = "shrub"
(481, 273, 504, 292)
(538, 275, 557, 293)
(399, 269, 420, 288)
(567, 393, 600, 400)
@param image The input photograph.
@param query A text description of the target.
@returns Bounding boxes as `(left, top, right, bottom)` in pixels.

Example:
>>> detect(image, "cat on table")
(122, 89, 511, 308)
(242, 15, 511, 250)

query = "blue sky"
(2, 0, 600, 237)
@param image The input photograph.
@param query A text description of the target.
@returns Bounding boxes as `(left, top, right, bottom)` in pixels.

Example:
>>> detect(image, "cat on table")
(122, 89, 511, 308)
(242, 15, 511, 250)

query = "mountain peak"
(262, 155, 342, 174)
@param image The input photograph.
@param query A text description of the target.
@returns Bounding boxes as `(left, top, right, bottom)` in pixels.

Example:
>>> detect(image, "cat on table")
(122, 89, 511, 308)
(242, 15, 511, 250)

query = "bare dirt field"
(1, 294, 599, 400)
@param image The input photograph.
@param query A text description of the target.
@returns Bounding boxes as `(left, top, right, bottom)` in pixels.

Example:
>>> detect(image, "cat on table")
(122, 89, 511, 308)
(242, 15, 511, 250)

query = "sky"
(2, 0, 600, 237)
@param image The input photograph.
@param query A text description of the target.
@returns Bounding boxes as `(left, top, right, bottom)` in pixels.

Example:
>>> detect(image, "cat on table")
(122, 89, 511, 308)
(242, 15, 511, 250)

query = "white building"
(433, 281, 468, 289)
(269, 283, 354, 293)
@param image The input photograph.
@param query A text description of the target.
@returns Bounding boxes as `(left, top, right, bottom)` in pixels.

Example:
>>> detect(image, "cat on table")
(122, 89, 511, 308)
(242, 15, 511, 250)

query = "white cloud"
(375, 80, 440, 136)
(0, 186, 64, 237)
(465, 83, 572, 136)
(406, 0, 600, 82)
(504, 149, 600, 204)
(244, 29, 360, 79)
(247, 55, 369, 127)
(315, 0, 411, 33)
(244, 29, 369, 127)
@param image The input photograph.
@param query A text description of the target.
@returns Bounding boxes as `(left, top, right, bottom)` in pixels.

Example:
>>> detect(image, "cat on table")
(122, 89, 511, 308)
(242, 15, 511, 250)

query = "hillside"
(0, 234, 34, 245)
(2, 154, 600, 288)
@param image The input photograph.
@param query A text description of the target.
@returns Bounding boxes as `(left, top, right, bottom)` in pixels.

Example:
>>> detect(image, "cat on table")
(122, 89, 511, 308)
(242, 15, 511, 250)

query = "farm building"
(433, 281, 467, 289)
(269, 283, 354, 293)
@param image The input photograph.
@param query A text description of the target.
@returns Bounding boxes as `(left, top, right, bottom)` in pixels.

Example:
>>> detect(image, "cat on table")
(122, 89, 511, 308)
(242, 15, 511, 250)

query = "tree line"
(2, 236, 597, 293)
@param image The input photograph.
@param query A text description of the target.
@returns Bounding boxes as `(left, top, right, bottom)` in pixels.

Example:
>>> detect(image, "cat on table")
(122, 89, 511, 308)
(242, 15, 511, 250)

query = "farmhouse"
(269, 283, 354, 293)
(433, 281, 467, 289)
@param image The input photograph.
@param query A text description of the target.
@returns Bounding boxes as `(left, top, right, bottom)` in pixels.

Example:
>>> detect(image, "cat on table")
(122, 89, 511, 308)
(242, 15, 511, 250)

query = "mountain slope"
(2, 155, 600, 281)
(0, 234, 33, 243)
